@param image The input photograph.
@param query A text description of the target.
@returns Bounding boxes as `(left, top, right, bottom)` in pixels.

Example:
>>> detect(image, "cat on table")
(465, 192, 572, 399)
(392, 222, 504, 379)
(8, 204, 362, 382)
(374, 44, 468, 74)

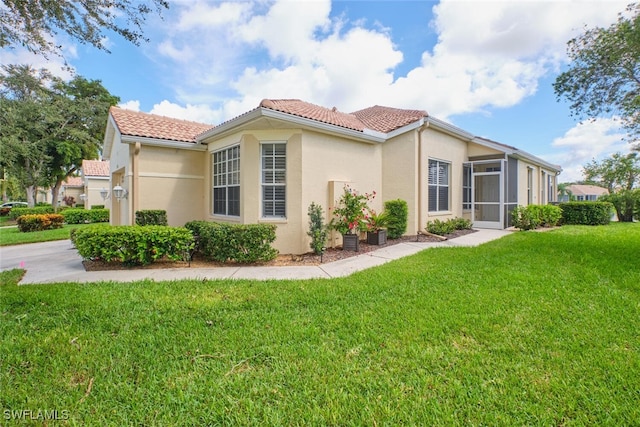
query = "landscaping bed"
(82, 229, 476, 270)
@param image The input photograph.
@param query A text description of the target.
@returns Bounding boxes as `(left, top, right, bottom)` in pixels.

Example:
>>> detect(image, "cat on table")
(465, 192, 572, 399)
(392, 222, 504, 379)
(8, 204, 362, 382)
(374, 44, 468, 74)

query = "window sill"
(259, 218, 288, 224)
(428, 211, 453, 217)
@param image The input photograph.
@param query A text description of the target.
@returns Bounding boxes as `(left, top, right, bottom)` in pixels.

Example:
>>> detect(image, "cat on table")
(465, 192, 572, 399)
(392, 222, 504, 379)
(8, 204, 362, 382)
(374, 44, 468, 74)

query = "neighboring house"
(59, 176, 84, 206)
(103, 99, 562, 254)
(558, 184, 609, 202)
(81, 159, 111, 209)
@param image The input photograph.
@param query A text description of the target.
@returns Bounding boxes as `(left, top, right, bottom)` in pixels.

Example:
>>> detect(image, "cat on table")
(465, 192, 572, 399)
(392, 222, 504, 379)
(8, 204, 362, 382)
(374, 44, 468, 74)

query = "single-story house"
(59, 176, 84, 206)
(103, 99, 561, 254)
(81, 159, 111, 209)
(559, 184, 608, 202)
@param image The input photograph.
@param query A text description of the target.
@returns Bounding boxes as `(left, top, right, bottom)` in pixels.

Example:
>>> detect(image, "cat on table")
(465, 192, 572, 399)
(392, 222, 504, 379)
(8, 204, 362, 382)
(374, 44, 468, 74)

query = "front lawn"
(0, 223, 94, 246)
(1, 224, 639, 425)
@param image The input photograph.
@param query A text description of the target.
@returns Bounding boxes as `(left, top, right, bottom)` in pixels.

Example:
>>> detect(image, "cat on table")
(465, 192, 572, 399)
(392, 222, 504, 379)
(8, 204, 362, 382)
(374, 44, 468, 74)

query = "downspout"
(132, 142, 141, 224)
(417, 120, 439, 238)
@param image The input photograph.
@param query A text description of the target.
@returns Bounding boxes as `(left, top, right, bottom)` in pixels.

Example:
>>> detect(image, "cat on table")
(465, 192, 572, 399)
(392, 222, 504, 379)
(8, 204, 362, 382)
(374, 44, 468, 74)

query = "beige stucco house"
(103, 99, 561, 254)
(80, 160, 111, 209)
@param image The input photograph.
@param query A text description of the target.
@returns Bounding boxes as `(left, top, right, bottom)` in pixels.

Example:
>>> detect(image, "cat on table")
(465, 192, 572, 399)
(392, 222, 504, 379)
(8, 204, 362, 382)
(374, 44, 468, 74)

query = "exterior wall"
(421, 127, 468, 227)
(137, 145, 205, 226)
(301, 129, 382, 251)
(205, 128, 383, 254)
(516, 161, 558, 206)
(108, 132, 132, 224)
(381, 131, 419, 235)
(85, 176, 111, 209)
(60, 186, 83, 206)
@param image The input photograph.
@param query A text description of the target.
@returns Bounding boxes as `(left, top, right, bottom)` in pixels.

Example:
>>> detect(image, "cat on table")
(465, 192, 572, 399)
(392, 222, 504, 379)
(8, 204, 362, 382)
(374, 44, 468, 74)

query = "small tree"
(307, 202, 329, 255)
(384, 199, 408, 239)
(583, 152, 640, 221)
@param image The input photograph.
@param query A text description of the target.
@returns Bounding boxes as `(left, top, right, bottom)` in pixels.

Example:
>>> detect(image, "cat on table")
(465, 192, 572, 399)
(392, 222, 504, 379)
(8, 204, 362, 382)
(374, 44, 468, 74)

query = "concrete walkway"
(0, 229, 511, 285)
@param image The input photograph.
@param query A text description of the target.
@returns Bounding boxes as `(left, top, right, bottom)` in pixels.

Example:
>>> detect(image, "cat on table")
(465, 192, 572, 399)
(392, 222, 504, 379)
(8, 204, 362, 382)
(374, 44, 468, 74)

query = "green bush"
(426, 217, 471, 235)
(62, 208, 109, 224)
(9, 206, 54, 220)
(136, 210, 168, 226)
(91, 205, 105, 210)
(512, 205, 562, 230)
(16, 214, 64, 232)
(185, 221, 278, 263)
(307, 202, 329, 255)
(384, 199, 408, 239)
(71, 225, 194, 266)
(560, 202, 612, 225)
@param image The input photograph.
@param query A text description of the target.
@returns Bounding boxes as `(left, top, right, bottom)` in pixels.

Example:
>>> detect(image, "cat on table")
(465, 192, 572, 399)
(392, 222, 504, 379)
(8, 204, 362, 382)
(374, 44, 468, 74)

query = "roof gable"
(351, 105, 428, 133)
(82, 160, 109, 177)
(109, 106, 213, 143)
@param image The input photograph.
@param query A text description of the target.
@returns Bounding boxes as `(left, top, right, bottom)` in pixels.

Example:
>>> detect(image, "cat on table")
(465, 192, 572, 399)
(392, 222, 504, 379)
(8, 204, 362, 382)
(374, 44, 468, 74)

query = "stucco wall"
(85, 177, 110, 209)
(421, 127, 468, 226)
(382, 131, 419, 234)
(205, 128, 383, 254)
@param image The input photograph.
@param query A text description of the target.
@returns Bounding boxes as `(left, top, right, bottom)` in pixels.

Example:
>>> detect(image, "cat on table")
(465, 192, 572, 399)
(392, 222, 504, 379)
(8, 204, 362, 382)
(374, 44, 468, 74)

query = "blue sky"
(1, 0, 633, 181)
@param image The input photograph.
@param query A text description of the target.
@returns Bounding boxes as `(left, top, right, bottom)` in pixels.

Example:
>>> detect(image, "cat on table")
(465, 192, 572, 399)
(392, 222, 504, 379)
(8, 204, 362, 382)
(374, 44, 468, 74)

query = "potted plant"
(330, 186, 375, 251)
(364, 209, 389, 245)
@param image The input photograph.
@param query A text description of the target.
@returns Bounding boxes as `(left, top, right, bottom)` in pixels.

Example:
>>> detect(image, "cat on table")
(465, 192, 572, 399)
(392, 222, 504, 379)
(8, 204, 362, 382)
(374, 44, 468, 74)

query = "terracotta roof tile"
(110, 106, 214, 143)
(351, 105, 428, 133)
(63, 176, 83, 187)
(566, 184, 609, 196)
(260, 99, 365, 131)
(82, 160, 110, 177)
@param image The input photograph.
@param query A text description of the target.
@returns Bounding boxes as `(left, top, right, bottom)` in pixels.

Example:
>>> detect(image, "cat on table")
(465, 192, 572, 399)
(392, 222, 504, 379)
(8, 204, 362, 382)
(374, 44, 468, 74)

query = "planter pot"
(342, 233, 360, 251)
(366, 229, 387, 245)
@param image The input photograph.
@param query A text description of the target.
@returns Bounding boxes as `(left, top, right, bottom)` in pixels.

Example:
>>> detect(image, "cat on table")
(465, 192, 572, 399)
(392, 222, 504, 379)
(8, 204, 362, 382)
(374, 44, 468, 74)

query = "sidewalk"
(0, 229, 511, 285)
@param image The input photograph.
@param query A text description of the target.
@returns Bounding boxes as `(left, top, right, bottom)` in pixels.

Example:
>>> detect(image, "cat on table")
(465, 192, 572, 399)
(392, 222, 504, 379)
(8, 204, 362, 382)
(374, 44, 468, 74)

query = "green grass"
(0, 223, 94, 246)
(0, 216, 16, 227)
(1, 224, 639, 425)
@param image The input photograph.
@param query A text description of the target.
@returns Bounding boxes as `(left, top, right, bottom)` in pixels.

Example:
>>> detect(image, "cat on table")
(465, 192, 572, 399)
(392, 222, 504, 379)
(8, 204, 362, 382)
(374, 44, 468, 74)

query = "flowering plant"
(364, 209, 390, 232)
(330, 186, 375, 235)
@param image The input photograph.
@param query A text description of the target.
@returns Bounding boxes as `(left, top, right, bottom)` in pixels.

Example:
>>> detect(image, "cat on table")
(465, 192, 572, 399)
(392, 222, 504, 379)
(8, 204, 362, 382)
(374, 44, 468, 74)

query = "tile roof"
(63, 176, 83, 187)
(566, 184, 609, 196)
(109, 106, 214, 143)
(259, 99, 428, 133)
(82, 160, 110, 177)
(259, 99, 366, 131)
(351, 105, 428, 133)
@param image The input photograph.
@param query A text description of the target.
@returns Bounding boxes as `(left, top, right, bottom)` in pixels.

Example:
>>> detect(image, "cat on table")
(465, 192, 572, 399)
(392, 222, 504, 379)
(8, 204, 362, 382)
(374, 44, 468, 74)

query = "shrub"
(512, 205, 562, 230)
(384, 199, 408, 239)
(512, 206, 540, 231)
(9, 206, 54, 220)
(91, 204, 105, 210)
(426, 218, 456, 235)
(71, 225, 194, 266)
(307, 202, 329, 255)
(16, 214, 64, 232)
(185, 221, 278, 263)
(62, 208, 109, 224)
(426, 217, 471, 235)
(560, 202, 612, 225)
(136, 210, 168, 226)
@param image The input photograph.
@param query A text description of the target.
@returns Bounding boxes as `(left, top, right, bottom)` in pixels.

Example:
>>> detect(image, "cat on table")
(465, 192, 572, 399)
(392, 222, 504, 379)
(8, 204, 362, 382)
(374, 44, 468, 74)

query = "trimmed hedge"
(185, 221, 278, 263)
(91, 205, 105, 210)
(16, 214, 64, 232)
(512, 204, 562, 230)
(384, 199, 408, 239)
(62, 208, 110, 224)
(71, 225, 194, 266)
(9, 206, 54, 220)
(426, 217, 472, 236)
(560, 202, 612, 225)
(136, 210, 168, 226)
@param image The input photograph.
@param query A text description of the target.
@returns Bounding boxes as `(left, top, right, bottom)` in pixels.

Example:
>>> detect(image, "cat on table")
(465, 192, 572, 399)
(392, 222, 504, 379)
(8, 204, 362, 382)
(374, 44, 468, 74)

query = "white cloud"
(150, 100, 221, 125)
(150, 0, 627, 123)
(118, 100, 141, 111)
(548, 118, 629, 182)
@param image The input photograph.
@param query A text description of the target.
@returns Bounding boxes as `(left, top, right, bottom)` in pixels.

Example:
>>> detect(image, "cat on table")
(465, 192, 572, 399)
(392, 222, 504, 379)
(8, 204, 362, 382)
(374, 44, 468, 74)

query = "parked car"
(0, 201, 28, 216)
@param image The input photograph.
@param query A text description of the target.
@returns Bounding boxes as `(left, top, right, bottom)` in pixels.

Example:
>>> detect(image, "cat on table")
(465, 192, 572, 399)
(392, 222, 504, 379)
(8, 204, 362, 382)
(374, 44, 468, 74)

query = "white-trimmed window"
(261, 142, 286, 218)
(212, 145, 240, 216)
(463, 164, 471, 210)
(428, 159, 450, 212)
(527, 167, 533, 204)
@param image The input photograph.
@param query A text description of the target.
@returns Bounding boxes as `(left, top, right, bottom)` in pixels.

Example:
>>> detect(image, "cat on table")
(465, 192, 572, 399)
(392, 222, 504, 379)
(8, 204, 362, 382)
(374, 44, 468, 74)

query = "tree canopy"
(0, 64, 119, 207)
(553, 4, 640, 148)
(583, 152, 640, 221)
(0, 0, 168, 57)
